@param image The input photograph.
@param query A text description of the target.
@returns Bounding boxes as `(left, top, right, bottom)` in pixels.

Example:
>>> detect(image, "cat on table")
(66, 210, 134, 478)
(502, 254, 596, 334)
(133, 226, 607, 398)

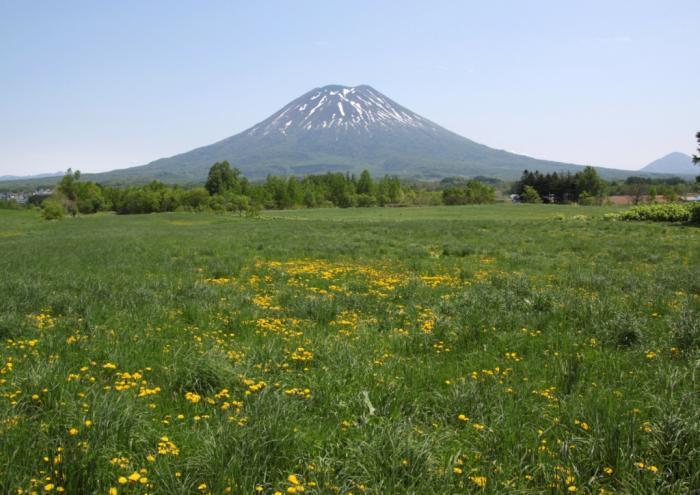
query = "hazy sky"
(1, 0, 698, 176)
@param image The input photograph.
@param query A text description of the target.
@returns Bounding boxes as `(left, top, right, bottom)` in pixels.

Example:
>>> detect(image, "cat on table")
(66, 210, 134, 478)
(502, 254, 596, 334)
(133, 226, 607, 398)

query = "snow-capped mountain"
(102, 83, 602, 182)
(8, 84, 650, 186)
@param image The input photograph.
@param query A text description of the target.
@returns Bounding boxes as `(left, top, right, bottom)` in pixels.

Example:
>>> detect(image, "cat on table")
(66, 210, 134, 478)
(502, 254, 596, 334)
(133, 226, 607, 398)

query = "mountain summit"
(245, 85, 440, 136)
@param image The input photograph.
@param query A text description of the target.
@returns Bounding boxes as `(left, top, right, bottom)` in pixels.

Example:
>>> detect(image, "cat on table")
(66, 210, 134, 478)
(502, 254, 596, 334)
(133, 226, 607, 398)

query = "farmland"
(0, 205, 698, 494)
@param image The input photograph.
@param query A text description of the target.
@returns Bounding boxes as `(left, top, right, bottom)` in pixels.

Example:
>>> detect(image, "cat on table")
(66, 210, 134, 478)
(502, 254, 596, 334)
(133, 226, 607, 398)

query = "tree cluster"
(513, 167, 606, 204)
(441, 179, 496, 205)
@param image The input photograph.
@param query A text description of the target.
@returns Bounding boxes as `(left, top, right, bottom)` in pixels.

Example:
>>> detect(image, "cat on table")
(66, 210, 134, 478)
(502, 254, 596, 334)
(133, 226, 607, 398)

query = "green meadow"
(0, 205, 698, 494)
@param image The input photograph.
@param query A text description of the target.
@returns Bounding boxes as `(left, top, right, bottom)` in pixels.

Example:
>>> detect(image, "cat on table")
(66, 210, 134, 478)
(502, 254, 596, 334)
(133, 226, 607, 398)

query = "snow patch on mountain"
(247, 85, 439, 136)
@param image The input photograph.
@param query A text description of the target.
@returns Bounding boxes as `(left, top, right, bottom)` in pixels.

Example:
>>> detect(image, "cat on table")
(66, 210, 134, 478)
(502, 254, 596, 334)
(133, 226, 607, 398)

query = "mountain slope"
(640, 152, 698, 175)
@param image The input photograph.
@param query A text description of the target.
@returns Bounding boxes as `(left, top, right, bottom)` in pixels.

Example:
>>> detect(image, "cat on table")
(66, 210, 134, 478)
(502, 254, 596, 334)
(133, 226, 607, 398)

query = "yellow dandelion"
(469, 475, 487, 487)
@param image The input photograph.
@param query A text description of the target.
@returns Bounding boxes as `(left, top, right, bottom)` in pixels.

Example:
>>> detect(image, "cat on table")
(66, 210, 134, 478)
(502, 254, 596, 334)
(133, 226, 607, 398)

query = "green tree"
(286, 176, 301, 207)
(76, 182, 108, 213)
(693, 131, 700, 164)
(57, 168, 81, 199)
(575, 166, 606, 200)
(205, 161, 241, 195)
(357, 170, 374, 195)
(442, 180, 495, 205)
(521, 185, 543, 203)
(648, 185, 658, 204)
(56, 169, 81, 216)
(182, 187, 211, 210)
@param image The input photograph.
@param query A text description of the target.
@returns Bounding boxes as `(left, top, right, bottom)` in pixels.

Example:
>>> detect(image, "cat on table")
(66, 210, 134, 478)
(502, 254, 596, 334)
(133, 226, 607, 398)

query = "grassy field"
(0, 205, 698, 494)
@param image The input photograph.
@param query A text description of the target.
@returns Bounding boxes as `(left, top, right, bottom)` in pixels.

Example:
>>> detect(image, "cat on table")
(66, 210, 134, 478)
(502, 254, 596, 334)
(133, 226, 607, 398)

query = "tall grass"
(0, 205, 698, 493)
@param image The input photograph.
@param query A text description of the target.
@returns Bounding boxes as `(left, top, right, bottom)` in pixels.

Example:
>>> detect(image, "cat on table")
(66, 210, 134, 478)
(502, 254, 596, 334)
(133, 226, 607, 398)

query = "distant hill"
(0, 172, 62, 181)
(0, 85, 688, 189)
(639, 152, 698, 176)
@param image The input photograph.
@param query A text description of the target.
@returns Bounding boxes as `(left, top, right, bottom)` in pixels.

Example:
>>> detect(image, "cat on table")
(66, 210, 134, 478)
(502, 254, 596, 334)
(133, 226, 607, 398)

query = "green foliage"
(40, 198, 65, 220)
(520, 185, 542, 203)
(691, 203, 700, 224)
(575, 166, 607, 199)
(357, 169, 374, 195)
(618, 203, 694, 222)
(0, 199, 22, 210)
(515, 166, 607, 203)
(441, 179, 495, 205)
(205, 161, 246, 195)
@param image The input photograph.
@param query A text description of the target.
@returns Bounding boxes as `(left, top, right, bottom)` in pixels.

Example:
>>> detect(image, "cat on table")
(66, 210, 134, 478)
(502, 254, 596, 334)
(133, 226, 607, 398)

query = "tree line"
(512, 166, 699, 205)
(39, 162, 498, 218)
(512, 167, 607, 204)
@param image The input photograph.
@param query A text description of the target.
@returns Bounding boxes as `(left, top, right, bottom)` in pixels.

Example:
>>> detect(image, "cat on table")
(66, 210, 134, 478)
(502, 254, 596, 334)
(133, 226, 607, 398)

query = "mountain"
(639, 152, 698, 176)
(0, 85, 681, 188)
(99, 84, 609, 183)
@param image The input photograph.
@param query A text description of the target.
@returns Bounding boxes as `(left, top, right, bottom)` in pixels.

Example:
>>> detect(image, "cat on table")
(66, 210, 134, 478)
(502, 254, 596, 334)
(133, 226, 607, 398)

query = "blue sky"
(1, 0, 698, 176)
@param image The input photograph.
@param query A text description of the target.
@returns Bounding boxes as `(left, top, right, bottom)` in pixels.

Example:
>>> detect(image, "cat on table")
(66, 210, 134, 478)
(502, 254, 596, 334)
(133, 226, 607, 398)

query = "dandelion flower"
(469, 475, 487, 487)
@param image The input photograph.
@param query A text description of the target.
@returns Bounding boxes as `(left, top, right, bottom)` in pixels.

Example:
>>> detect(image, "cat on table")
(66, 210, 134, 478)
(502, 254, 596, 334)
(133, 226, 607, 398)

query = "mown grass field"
(1, 205, 698, 494)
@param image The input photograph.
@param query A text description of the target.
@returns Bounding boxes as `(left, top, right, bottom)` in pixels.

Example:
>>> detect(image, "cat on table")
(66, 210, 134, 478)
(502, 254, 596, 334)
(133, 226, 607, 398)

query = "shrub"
(355, 193, 377, 207)
(41, 198, 65, 220)
(520, 185, 542, 203)
(690, 203, 700, 224)
(618, 203, 692, 222)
